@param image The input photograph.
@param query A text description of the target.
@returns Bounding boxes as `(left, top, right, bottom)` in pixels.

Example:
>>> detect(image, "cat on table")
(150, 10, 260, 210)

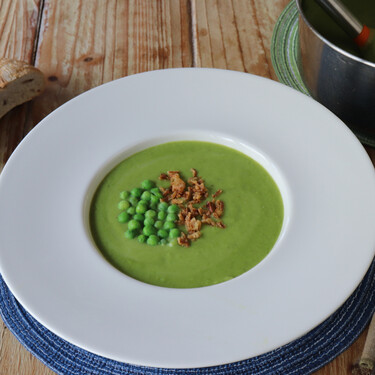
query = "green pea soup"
(302, 0, 375, 59)
(89, 141, 284, 288)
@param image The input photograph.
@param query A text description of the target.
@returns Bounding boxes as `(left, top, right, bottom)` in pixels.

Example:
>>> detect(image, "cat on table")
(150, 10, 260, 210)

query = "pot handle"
(314, 0, 363, 38)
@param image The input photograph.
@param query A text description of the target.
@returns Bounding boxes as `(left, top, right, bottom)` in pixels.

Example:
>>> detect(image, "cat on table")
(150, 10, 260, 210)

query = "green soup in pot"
(302, 0, 375, 59)
(89, 141, 284, 288)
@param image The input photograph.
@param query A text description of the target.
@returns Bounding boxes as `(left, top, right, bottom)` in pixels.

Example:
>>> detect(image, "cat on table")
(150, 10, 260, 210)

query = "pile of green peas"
(117, 179, 181, 246)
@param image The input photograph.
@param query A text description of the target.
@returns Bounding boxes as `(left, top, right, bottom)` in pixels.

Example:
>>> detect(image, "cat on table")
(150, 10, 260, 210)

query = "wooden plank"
(0, 0, 41, 169)
(0, 325, 53, 375)
(252, 0, 291, 80)
(0, 1, 193, 374)
(0, 0, 39, 60)
(194, 0, 289, 78)
(315, 328, 368, 374)
(0, 1, 47, 371)
(28, 0, 193, 130)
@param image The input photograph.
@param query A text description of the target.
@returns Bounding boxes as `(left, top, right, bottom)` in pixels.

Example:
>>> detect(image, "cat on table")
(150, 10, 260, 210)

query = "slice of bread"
(0, 58, 45, 118)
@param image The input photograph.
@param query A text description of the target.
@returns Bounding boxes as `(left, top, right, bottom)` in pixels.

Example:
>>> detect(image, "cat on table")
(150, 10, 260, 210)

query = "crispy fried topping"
(177, 232, 189, 247)
(160, 168, 225, 247)
(201, 216, 216, 226)
(159, 186, 171, 197)
(216, 221, 226, 229)
(168, 171, 186, 197)
(187, 202, 199, 216)
(186, 216, 201, 233)
(187, 231, 201, 241)
(206, 201, 215, 214)
(214, 200, 224, 218)
(212, 189, 223, 198)
(159, 173, 169, 180)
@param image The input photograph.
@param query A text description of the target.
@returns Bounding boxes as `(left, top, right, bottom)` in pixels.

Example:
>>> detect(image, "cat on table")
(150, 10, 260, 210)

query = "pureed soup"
(89, 141, 284, 288)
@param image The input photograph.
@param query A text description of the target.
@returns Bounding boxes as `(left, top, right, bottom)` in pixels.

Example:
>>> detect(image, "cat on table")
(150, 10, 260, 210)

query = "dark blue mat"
(1, 258, 374, 374)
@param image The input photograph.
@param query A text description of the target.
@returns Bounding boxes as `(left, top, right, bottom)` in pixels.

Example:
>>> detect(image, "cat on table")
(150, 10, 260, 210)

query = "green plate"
(270, 1, 309, 96)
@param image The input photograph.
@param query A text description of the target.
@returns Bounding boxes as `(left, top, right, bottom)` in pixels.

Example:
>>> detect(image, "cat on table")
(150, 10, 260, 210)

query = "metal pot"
(296, 0, 375, 146)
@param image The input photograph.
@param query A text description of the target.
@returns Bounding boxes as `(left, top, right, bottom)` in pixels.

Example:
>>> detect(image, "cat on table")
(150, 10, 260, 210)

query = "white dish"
(0, 68, 374, 368)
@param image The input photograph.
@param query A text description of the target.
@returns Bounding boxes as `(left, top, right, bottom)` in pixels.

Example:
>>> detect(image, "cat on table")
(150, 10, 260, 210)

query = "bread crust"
(0, 58, 45, 118)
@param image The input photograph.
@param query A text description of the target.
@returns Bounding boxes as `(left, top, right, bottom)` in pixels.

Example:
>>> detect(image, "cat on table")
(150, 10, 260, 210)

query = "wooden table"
(0, 1, 374, 374)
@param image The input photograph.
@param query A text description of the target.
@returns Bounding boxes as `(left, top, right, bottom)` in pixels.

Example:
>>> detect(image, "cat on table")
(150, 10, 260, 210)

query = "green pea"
(167, 204, 179, 214)
(117, 200, 130, 210)
(150, 188, 163, 199)
(154, 220, 163, 230)
(145, 210, 157, 219)
(128, 196, 139, 206)
(149, 202, 158, 210)
(119, 191, 130, 200)
(141, 191, 152, 201)
(126, 206, 136, 215)
(144, 217, 155, 226)
(143, 225, 156, 236)
(160, 239, 168, 245)
(157, 229, 168, 239)
(136, 203, 148, 214)
(169, 238, 178, 246)
(125, 229, 137, 239)
(157, 211, 167, 220)
(163, 221, 175, 230)
(150, 194, 159, 204)
(138, 234, 147, 243)
(133, 214, 144, 222)
(131, 187, 143, 198)
(141, 180, 155, 190)
(166, 213, 177, 222)
(158, 202, 169, 212)
(147, 235, 159, 246)
(117, 211, 130, 223)
(128, 219, 141, 231)
(169, 228, 180, 238)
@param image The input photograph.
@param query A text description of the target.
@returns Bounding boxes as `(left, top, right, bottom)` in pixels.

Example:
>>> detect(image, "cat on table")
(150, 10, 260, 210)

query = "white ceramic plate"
(0, 68, 374, 369)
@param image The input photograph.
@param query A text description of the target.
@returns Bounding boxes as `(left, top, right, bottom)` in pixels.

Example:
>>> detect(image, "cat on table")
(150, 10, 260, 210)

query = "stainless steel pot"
(296, 0, 375, 146)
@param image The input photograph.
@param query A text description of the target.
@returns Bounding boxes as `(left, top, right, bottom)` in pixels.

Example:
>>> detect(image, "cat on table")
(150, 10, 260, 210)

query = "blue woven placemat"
(1, 3, 375, 374)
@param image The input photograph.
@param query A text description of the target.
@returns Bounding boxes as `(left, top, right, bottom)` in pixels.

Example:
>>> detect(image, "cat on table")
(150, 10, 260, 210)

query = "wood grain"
(0, 0, 41, 170)
(0, 3, 45, 369)
(27, 0, 193, 130)
(194, 0, 290, 79)
(0, 324, 52, 375)
(251, 0, 291, 79)
(0, 0, 373, 374)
